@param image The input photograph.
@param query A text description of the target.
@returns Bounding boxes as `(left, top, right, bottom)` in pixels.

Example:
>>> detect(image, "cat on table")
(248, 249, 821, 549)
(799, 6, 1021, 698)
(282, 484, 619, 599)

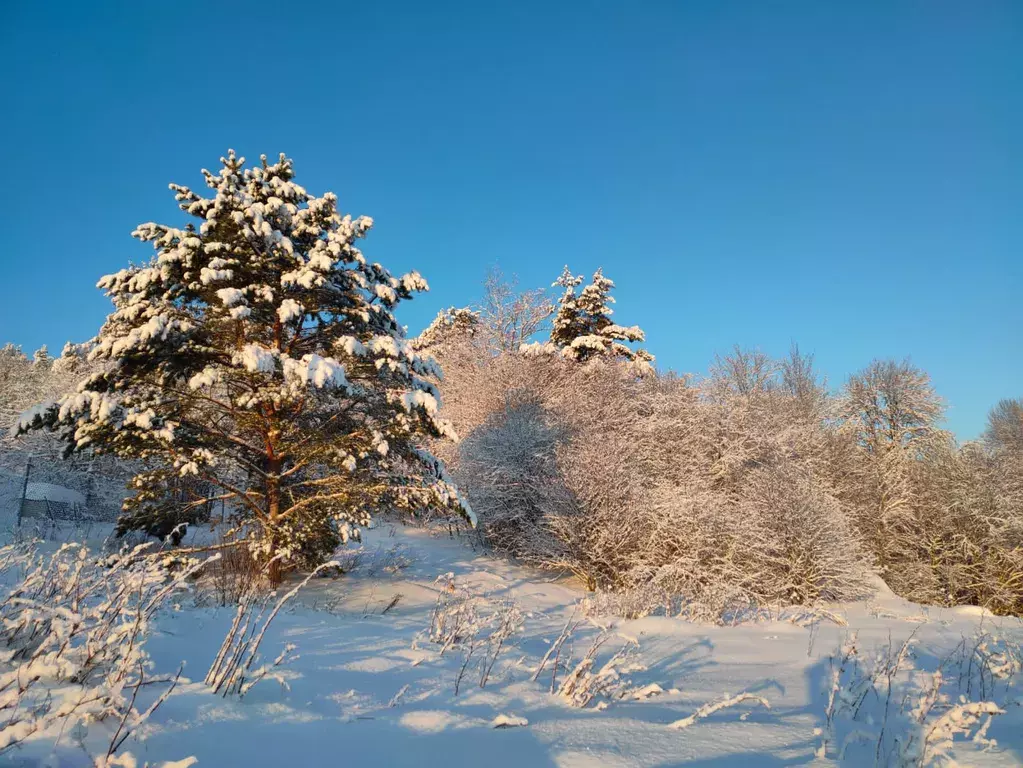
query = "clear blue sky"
(0, 1, 1019, 438)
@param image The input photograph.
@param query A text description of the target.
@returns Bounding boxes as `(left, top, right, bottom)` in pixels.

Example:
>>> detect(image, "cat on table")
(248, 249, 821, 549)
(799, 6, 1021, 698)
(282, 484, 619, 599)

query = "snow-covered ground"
(4, 519, 1022, 767)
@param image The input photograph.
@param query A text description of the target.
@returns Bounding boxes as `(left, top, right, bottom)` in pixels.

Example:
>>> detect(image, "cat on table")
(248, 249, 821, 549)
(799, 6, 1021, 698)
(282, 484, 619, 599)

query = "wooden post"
(16, 454, 31, 528)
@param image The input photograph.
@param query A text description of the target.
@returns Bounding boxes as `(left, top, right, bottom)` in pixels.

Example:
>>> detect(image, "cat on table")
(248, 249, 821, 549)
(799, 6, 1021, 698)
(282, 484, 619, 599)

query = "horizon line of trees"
(0, 149, 1019, 614)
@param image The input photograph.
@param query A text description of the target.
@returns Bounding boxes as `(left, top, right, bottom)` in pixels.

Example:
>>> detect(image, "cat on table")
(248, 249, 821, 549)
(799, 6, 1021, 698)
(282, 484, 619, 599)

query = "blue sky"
(0, 1, 1019, 438)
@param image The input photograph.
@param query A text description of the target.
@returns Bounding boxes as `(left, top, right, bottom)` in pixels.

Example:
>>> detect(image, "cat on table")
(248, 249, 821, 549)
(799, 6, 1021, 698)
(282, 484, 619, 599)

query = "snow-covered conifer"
(21, 151, 472, 581)
(31, 345, 51, 368)
(411, 307, 481, 354)
(51, 341, 93, 376)
(522, 267, 653, 371)
(0, 343, 24, 360)
(548, 267, 586, 351)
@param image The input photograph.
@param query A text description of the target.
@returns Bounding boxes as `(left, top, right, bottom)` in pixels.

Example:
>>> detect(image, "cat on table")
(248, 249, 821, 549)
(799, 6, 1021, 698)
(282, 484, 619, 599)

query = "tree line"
(2, 151, 1020, 615)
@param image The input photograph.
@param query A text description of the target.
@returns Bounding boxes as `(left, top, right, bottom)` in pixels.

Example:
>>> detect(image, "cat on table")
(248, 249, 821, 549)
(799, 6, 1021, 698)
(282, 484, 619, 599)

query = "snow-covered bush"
(205, 559, 336, 698)
(420, 574, 523, 694)
(452, 355, 651, 590)
(827, 362, 1023, 616)
(0, 541, 205, 764)
(817, 630, 1019, 765)
(985, 398, 1023, 456)
(626, 479, 872, 620)
(837, 359, 945, 568)
(457, 394, 580, 574)
(872, 435, 1023, 617)
(715, 465, 872, 604)
(829, 367, 1023, 617)
(552, 627, 644, 709)
(453, 349, 873, 618)
(197, 540, 264, 607)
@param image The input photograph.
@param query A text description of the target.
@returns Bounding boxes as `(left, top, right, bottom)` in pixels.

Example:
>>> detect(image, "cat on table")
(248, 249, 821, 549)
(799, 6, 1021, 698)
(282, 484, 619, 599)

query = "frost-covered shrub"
(197, 540, 265, 607)
(817, 630, 1019, 765)
(454, 351, 873, 617)
(454, 356, 651, 590)
(874, 435, 1023, 616)
(629, 472, 872, 619)
(458, 394, 580, 574)
(0, 541, 204, 764)
(731, 466, 874, 604)
(205, 560, 336, 698)
(826, 363, 1023, 616)
(419, 574, 523, 694)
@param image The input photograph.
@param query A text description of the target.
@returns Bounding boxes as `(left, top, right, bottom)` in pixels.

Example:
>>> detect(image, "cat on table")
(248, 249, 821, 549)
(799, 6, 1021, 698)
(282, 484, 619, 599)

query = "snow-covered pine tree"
(31, 345, 51, 368)
(411, 306, 482, 354)
(52, 341, 93, 376)
(20, 151, 472, 582)
(522, 266, 654, 372)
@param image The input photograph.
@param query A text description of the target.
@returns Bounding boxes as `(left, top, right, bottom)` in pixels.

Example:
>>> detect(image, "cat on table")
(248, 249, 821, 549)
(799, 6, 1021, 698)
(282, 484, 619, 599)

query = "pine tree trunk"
(266, 321, 286, 589)
(266, 453, 284, 587)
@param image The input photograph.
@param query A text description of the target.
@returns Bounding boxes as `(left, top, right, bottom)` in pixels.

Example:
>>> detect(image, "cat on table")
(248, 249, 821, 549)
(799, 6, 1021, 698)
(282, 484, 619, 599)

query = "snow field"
(3, 522, 1017, 766)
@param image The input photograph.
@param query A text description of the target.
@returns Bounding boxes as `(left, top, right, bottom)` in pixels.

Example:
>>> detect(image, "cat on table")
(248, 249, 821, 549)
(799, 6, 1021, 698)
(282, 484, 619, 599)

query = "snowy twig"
(668, 692, 771, 730)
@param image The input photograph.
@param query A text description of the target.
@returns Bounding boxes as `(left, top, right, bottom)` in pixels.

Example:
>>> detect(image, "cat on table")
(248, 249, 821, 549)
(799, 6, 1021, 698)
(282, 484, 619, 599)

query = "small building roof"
(24, 482, 86, 506)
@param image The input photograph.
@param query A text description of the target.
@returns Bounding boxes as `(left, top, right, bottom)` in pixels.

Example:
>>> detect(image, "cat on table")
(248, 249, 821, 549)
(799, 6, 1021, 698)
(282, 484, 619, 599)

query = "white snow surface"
(4, 523, 1022, 767)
